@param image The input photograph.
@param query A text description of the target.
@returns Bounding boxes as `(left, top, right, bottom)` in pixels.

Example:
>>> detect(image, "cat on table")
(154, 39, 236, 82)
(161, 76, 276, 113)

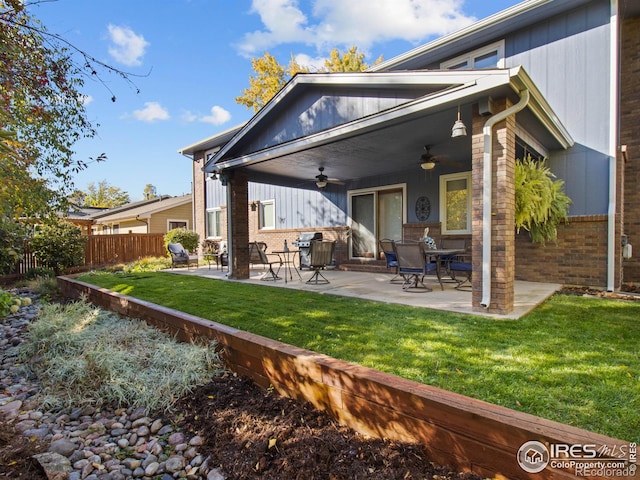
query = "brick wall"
(621, 17, 640, 283)
(515, 215, 608, 287)
(192, 152, 207, 251)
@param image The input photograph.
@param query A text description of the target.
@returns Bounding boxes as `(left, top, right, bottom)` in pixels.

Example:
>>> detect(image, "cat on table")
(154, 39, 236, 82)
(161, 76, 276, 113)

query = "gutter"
(607, 0, 619, 291)
(481, 89, 530, 309)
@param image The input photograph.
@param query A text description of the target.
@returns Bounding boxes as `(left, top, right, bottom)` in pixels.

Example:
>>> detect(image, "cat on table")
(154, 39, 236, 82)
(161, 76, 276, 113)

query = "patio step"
(338, 262, 392, 274)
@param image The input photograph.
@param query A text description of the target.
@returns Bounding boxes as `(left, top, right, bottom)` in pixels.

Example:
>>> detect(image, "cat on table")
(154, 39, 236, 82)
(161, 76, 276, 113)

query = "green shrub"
(0, 219, 26, 275)
(0, 289, 32, 317)
(24, 266, 56, 280)
(515, 155, 572, 244)
(123, 256, 171, 272)
(164, 228, 199, 253)
(30, 221, 85, 275)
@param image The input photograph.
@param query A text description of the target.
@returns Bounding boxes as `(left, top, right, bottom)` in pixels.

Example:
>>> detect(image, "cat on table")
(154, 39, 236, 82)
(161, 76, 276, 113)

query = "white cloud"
(132, 102, 170, 122)
(107, 24, 149, 66)
(81, 95, 94, 106)
(181, 110, 198, 123)
(199, 106, 232, 126)
(237, 0, 475, 57)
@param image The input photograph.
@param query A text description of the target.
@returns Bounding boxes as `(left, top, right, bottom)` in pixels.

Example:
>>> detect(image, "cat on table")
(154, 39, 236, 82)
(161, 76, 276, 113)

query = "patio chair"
(306, 240, 335, 284)
(439, 237, 467, 278)
(249, 241, 282, 281)
(395, 243, 437, 291)
(448, 254, 472, 290)
(167, 243, 199, 269)
(379, 239, 402, 283)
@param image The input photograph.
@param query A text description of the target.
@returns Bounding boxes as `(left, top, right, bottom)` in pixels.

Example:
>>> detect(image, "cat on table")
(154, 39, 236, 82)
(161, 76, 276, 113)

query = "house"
(90, 194, 193, 235)
(179, 0, 639, 315)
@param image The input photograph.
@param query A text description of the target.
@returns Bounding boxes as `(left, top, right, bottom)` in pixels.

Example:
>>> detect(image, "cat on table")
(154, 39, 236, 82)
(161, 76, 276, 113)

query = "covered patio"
(167, 265, 560, 320)
(198, 66, 572, 316)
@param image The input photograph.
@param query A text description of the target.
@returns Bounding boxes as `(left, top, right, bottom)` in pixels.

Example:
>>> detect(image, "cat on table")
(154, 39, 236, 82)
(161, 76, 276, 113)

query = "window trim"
(206, 208, 222, 238)
(439, 171, 472, 235)
(441, 40, 505, 70)
(259, 199, 276, 230)
(167, 219, 189, 231)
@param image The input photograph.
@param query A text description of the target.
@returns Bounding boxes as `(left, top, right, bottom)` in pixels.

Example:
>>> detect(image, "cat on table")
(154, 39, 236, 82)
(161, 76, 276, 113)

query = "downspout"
(135, 215, 149, 233)
(481, 89, 530, 308)
(607, 0, 619, 291)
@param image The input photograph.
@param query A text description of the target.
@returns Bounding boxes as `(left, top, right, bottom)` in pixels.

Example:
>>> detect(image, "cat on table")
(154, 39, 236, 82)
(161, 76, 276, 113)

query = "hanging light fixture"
(420, 145, 437, 170)
(420, 160, 436, 170)
(315, 167, 328, 189)
(451, 104, 467, 138)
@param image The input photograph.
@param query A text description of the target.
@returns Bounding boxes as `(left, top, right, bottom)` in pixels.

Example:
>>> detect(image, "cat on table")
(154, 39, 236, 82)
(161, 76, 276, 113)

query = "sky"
(31, 0, 522, 201)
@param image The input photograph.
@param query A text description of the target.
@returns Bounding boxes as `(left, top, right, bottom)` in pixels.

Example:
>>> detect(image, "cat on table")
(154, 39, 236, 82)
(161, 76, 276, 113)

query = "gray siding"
(234, 87, 426, 156)
(505, 0, 611, 215)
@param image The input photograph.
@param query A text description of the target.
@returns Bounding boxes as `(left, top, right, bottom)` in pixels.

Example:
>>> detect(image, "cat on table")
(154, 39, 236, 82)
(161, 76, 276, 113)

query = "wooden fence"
(12, 234, 167, 274)
(83, 234, 167, 267)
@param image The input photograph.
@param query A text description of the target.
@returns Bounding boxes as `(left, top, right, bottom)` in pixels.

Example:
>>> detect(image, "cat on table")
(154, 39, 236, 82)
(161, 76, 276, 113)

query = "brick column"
(192, 152, 206, 255)
(621, 17, 640, 284)
(226, 170, 249, 279)
(472, 98, 516, 314)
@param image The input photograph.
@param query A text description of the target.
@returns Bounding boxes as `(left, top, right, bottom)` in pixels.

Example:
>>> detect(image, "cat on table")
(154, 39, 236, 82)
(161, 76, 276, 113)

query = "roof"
(93, 194, 192, 223)
(178, 123, 246, 157)
(204, 67, 573, 183)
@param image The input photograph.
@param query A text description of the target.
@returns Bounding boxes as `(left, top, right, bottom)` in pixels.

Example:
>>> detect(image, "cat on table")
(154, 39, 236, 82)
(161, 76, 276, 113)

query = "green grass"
(77, 271, 640, 442)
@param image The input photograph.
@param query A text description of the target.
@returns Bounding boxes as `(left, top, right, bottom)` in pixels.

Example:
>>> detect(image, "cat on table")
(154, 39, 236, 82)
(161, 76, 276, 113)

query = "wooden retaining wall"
(58, 276, 634, 480)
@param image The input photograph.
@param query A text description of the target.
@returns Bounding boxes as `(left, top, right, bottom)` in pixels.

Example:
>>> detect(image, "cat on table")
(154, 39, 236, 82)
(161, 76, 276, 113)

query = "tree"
(0, 0, 137, 224)
(78, 180, 131, 208)
(235, 53, 309, 113)
(236, 47, 381, 112)
(143, 184, 158, 200)
(324, 46, 382, 72)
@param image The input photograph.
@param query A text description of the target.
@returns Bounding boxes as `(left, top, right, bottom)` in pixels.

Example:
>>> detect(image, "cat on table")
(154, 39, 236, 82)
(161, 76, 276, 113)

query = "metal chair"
(448, 254, 472, 290)
(306, 241, 335, 284)
(379, 239, 402, 283)
(395, 243, 437, 291)
(249, 242, 282, 281)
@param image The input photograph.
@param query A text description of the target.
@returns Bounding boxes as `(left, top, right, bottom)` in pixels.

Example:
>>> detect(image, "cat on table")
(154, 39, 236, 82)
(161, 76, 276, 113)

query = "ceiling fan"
(420, 145, 445, 170)
(313, 167, 344, 189)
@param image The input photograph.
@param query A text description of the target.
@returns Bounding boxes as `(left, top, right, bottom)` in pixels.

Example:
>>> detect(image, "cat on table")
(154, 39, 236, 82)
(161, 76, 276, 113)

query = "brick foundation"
(516, 215, 609, 287)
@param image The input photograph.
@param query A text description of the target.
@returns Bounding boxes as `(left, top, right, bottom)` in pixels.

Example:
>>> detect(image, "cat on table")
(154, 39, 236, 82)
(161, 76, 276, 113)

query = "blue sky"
(31, 0, 521, 201)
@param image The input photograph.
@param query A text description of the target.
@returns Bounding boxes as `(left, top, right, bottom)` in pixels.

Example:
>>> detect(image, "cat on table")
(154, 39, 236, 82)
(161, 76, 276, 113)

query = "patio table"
(423, 248, 465, 290)
(273, 249, 301, 283)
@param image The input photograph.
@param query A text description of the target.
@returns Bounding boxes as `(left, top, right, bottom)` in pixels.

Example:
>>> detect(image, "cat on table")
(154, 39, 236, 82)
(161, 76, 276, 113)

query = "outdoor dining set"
(379, 238, 472, 292)
(168, 236, 471, 292)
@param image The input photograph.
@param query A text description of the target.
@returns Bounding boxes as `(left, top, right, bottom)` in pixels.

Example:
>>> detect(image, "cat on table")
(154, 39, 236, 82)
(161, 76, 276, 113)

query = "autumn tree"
(143, 184, 158, 200)
(74, 181, 130, 208)
(236, 47, 381, 113)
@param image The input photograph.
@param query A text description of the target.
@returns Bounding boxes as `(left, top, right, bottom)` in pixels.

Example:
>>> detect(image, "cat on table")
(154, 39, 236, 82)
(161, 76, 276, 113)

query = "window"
(441, 40, 505, 70)
(440, 172, 472, 234)
(112, 224, 119, 234)
(207, 209, 222, 238)
(168, 220, 188, 230)
(259, 200, 275, 230)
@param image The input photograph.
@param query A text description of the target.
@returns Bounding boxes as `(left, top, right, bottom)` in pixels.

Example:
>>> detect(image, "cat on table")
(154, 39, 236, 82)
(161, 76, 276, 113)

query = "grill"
(293, 232, 323, 269)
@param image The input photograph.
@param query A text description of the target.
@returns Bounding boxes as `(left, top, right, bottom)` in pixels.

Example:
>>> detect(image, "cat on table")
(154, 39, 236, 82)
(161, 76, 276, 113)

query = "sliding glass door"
(349, 185, 405, 259)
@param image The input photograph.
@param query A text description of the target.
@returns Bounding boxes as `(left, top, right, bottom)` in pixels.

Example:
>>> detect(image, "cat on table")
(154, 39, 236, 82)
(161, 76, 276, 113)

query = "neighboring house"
(90, 195, 193, 235)
(64, 206, 108, 235)
(179, 0, 639, 315)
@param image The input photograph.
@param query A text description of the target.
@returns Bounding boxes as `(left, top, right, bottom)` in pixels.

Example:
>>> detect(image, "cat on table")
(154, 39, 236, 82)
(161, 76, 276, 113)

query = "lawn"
(76, 271, 640, 442)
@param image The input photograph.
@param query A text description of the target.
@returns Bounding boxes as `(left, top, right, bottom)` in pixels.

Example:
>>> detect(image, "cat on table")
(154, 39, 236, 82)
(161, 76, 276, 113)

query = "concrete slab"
(167, 265, 560, 319)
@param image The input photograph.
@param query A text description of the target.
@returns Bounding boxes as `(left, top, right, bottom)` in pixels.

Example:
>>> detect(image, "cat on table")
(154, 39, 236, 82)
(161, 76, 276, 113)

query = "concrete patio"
(167, 263, 561, 319)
